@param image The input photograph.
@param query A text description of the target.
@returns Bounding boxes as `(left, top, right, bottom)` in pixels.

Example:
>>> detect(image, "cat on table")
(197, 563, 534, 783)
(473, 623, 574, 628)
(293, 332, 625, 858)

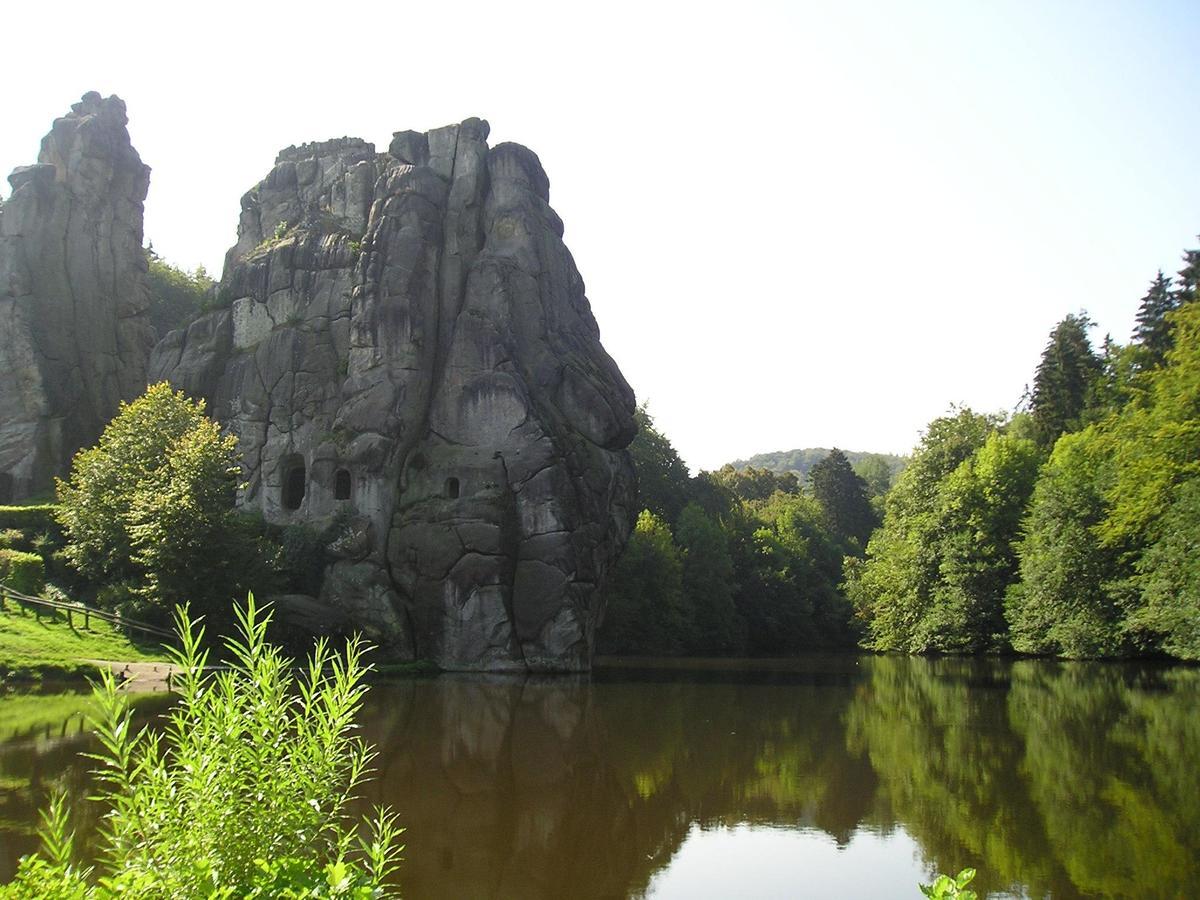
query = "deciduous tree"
(56, 383, 274, 621)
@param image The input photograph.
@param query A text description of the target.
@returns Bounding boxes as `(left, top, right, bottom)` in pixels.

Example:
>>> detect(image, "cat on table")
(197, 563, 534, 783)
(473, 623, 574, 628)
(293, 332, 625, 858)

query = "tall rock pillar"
(151, 119, 638, 671)
(0, 92, 154, 500)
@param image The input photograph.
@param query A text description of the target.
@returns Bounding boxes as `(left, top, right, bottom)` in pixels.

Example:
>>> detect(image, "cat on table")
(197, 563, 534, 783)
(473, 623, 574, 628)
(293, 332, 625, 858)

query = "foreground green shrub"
(1, 596, 403, 898)
(0, 549, 45, 595)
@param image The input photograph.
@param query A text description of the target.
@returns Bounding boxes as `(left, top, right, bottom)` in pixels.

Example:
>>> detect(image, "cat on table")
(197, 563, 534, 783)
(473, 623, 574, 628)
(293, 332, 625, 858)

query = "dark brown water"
(2, 656, 1198, 898)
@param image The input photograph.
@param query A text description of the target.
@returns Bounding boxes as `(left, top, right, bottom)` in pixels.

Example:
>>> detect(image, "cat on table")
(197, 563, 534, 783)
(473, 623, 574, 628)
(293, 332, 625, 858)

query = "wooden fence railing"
(0, 587, 176, 643)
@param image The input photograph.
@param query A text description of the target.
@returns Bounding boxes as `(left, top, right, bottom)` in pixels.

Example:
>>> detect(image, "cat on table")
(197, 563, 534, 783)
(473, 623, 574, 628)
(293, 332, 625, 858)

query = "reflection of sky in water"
(645, 824, 928, 900)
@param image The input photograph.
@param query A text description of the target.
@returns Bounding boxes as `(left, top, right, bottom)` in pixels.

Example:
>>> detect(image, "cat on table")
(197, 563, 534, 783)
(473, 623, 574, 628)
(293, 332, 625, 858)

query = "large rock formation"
(0, 93, 154, 500)
(151, 119, 637, 671)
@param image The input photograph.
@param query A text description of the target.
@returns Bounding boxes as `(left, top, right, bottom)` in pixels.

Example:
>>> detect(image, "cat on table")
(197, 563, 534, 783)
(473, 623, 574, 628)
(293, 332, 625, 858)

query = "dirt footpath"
(85, 660, 182, 692)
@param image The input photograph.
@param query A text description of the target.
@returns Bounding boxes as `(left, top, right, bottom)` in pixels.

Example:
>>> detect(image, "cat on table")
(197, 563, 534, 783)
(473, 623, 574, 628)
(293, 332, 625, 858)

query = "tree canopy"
(628, 407, 691, 526)
(604, 234, 1200, 663)
(56, 383, 273, 622)
(144, 249, 214, 337)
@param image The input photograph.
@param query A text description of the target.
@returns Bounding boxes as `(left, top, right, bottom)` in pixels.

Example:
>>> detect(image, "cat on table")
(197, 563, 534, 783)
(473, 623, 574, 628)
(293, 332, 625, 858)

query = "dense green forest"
(601, 239, 1200, 662)
(597, 411, 881, 655)
(731, 447, 907, 485)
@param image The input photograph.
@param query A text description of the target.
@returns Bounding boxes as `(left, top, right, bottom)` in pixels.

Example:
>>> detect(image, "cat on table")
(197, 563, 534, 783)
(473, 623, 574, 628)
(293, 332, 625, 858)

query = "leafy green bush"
(0, 549, 45, 595)
(0, 505, 64, 560)
(0, 504, 60, 532)
(920, 867, 978, 899)
(1, 596, 403, 898)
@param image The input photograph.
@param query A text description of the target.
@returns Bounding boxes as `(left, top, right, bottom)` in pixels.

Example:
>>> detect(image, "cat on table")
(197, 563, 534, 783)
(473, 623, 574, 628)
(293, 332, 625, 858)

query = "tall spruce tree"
(809, 449, 877, 549)
(1174, 239, 1200, 306)
(1030, 313, 1103, 447)
(1132, 270, 1177, 369)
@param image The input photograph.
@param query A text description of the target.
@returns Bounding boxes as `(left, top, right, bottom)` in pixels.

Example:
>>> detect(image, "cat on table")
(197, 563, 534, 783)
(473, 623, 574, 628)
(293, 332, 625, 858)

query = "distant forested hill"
(729, 448, 907, 481)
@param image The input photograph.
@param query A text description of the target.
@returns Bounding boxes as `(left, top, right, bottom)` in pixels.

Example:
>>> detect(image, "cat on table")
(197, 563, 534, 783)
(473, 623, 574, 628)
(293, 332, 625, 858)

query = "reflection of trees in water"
(4, 663, 1197, 898)
(351, 668, 874, 899)
(845, 657, 1067, 896)
(1008, 663, 1200, 898)
(847, 657, 1200, 899)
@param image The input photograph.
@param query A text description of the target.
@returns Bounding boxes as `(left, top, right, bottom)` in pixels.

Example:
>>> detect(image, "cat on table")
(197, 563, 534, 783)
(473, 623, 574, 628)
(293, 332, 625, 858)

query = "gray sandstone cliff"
(0, 93, 154, 499)
(150, 119, 637, 671)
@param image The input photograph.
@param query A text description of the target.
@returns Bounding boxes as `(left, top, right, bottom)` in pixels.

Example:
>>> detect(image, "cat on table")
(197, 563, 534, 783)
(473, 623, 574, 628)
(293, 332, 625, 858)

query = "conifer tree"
(1029, 313, 1102, 447)
(1132, 270, 1177, 369)
(809, 449, 876, 548)
(1173, 239, 1200, 305)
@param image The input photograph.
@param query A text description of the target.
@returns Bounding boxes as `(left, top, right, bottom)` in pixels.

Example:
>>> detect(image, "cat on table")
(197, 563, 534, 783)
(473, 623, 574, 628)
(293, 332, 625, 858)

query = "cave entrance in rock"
(445, 477, 460, 499)
(283, 457, 306, 511)
(335, 468, 352, 501)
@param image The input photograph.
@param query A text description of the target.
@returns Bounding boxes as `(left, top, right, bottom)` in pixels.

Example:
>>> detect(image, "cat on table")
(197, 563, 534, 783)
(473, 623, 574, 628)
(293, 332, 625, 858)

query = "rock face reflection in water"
(2, 658, 1198, 899)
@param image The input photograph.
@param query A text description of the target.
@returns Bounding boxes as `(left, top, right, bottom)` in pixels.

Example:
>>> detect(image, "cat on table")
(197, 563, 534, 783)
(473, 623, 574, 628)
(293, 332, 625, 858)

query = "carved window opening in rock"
(283, 458, 307, 511)
(335, 468, 352, 501)
(445, 477, 460, 499)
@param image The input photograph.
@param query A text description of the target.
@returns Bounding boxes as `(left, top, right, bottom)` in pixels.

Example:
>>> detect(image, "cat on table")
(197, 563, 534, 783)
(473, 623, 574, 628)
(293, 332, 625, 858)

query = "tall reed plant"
(1, 595, 403, 898)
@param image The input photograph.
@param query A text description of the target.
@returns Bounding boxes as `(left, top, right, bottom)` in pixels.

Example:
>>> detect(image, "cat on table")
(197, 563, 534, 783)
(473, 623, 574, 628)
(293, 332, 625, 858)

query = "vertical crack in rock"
(0, 92, 154, 500)
(150, 118, 637, 672)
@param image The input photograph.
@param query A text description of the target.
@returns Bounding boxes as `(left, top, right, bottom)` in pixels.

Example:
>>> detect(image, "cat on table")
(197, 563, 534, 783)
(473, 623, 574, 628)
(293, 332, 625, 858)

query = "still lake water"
(1, 655, 1198, 898)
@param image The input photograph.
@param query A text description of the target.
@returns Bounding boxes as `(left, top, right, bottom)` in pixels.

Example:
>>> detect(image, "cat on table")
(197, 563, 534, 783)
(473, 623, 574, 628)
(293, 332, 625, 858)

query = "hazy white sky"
(4, 1, 1199, 471)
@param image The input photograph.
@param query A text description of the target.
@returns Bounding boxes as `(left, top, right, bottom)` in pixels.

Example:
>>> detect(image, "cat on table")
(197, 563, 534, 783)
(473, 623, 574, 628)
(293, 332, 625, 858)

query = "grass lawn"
(0, 603, 171, 681)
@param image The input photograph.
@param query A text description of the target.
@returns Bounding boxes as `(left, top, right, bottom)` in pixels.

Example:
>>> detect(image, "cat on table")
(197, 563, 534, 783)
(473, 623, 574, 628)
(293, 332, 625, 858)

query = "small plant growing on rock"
(0, 595, 403, 898)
